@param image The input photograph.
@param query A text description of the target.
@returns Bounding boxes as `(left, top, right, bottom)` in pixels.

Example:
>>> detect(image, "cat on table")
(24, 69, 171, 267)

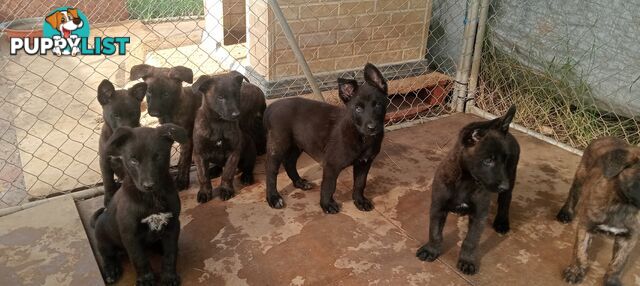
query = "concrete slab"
(75, 113, 640, 285)
(0, 196, 103, 286)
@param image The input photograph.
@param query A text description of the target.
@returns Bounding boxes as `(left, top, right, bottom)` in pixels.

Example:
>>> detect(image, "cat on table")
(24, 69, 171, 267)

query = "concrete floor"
(64, 113, 640, 285)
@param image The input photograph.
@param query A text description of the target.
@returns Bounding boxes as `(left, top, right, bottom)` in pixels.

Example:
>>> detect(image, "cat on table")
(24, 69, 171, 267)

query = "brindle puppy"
(416, 106, 520, 275)
(557, 137, 640, 286)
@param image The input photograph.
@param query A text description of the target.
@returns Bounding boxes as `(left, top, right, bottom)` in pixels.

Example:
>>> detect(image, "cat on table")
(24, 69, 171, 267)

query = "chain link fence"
(0, 0, 462, 208)
(473, 0, 640, 150)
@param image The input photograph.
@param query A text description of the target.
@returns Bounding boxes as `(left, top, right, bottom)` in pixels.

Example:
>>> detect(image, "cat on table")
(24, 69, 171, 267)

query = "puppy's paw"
(556, 209, 574, 224)
(353, 196, 374, 212)
(416, 244, 440, 262)
(240, 172, 254, 185)
(136, 272, 155, 286)
(160, 272, 181, 286)
(267, 193, 285, 209)
(175, 174, 190, 191)
(321, 199, 341, 214)
(492, 218, 510, 234)
(604, 275, 622, 286)
(457, 259, 478, 275)
(216, 186, 236, 201)
(293, 178, 314, 190)
(197, 189, 213, 203)
(562, 265, 586, 284)
(102, 261, 122, 284)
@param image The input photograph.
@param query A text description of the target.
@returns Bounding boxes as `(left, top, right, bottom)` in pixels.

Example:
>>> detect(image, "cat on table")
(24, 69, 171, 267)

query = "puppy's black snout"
(73, 18, 82, 25)
(142, 182, 154, 191)
(231, 111, 240, 119)
(497, 182, 510, 193)
(366, 123, 377, 131)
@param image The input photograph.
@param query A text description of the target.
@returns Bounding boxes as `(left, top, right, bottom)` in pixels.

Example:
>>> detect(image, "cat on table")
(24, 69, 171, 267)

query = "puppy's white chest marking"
(216, 140, 223, 146)
(141, 212, 173, 231)
(596, 224, 628, 235)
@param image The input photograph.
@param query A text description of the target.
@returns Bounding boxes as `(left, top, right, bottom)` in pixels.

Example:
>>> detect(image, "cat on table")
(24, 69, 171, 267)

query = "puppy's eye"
(129, 158, 139, 165)
(355, 106, 364, 113)
(217, 95, 224, 100)
(483, 158, 494, 166)
(113, 113, 120, 119)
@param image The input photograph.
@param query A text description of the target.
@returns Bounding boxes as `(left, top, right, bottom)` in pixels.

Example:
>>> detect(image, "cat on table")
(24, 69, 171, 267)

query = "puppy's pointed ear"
(97, 79, 116, 105)
(192, 75, 215, 94)
(338, 78, 358, 104)
(602, 149, 638, 178)
(106, 127, 133, 157)
(129, 82, 147, 102)
(130, 64, 154, 81)
(157, 123, 188, 144)
(168, 66, 194, 83)
(494, 105, 516, 133)
(230, 71, 250, 85)
(45, 12, 61, 29)
(363, 63, 388, 93)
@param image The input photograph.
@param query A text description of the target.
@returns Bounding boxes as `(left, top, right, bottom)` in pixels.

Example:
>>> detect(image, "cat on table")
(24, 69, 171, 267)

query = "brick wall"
(248, 0, 430, 80)
(223, 0, 246, 45)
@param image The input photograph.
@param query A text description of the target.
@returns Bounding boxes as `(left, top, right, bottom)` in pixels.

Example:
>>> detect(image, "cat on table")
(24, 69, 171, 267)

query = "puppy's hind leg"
(95, 225, 122, 284)
(603, 235, 638, 286)
(563, 225, 592, 284)
(283, 147, 313, 190)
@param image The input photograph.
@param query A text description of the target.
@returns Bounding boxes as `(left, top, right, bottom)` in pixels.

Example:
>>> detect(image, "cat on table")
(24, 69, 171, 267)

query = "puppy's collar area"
(592, 224, 630, 237)
(141, 212, 173, 231)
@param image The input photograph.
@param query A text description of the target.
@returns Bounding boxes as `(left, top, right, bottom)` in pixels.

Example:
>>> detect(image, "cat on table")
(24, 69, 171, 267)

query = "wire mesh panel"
(0, 0, 464, 208)
(473, 0, 640, 150)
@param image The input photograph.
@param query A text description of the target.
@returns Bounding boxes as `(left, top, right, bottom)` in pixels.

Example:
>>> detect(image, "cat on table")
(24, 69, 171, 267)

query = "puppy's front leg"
(121, 232, 154, 286)
(457, 203, 489, 275)
(194, 152, 213, 203)
(99, 154, 117, 207)
(160, 220, 181, 286)
(604, 235, 638, 286)
(352, 159, 374, 211)
(320, 165, 341, 214)
(218, 150, 240, 201)
(416, 200, 448, 262)
(493, 190, 512, 234)
(176, 139, 193, 191)
(563, 224, 592, 284)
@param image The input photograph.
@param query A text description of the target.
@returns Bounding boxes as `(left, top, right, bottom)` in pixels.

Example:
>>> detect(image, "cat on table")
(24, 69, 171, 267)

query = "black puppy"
(191, 71, 266, 202)
(557, 137, 640, 286)
(416, 106, 520, 275)
(130, 64, 198, 191)
(92, 124, 187, 286)
(264, 63, 389, 214)
(97, 79, 146, 207)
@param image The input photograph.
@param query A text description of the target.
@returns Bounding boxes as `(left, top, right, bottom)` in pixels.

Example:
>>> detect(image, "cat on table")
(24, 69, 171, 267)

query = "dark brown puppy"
(191, 71, 266, 202)
(130, 64, 198, 191)
(92, 124, 187, 286)
(97, 79, 146, 207)
(264, 63, 389, 214)
(416, 106, 520, 275)
(557, 137, 640, 286)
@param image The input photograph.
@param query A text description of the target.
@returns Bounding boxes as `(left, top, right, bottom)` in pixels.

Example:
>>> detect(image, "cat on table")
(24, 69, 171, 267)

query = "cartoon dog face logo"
(45, 8, 84, 38)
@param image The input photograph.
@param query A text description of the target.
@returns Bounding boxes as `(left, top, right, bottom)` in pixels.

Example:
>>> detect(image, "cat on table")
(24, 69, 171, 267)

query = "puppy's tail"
(90, 207, 105, 228)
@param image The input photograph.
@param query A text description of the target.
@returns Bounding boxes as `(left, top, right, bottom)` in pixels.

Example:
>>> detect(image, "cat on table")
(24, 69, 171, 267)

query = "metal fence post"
(452, 0, 480, 112)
